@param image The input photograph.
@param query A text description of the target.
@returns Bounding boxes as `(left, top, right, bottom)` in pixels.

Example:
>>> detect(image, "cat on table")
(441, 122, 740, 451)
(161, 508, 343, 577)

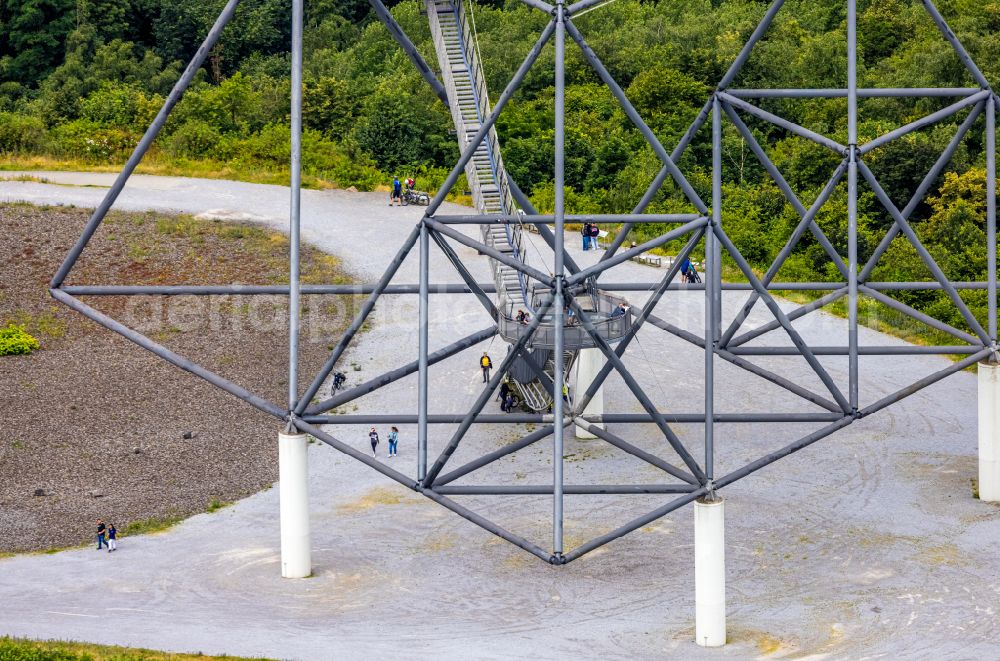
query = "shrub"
(49, 119, 138, 162)
(0, 324, 40, 356)
(0, 113, 47, 153)
(166, 119, 222, 159)
(80, 82, 161, 129)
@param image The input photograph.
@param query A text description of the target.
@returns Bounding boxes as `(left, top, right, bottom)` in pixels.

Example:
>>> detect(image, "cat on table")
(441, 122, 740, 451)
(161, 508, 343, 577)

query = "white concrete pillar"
(979, 362, 1000, 502)
(695, 497, 726, 647)
(574, 348, 604, 439)
(279, 430, 311, 578)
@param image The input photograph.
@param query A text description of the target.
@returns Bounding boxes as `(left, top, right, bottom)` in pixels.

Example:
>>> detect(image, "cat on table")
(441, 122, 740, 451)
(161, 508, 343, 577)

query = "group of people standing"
(581, 222, 601, 250)
(389, 176, 416, 206)
(368, 426, 400, 458)
(95, 519, 117, 553)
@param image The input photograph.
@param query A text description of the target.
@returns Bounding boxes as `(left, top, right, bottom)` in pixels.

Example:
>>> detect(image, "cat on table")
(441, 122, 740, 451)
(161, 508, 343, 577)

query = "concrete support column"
(574, 348, 604, 439)
(695, 497, 726, 647)
(279, 430, 311, 578)
(979, 362, 1000, 502)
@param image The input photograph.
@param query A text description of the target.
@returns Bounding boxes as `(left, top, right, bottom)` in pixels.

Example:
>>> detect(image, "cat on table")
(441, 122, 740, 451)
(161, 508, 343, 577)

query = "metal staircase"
(427, 0, 562, 411)
(426, 0, 530, 311)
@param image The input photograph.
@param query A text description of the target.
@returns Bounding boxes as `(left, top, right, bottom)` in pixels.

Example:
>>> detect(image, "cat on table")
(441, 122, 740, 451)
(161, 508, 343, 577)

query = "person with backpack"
(107, 523, 117, 553)
(582, 223, 592, 250)
(95, 519, 108, 551)
(681, 258, 701, 283)
(480, 352, 492, 383)
(390, 177, 402, 206)
(387, 426, 399, 458)
(369, 427, 380, 457)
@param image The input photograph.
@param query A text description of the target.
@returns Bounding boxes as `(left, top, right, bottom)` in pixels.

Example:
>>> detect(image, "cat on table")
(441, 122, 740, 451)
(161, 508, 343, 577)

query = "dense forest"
(1, 0, 999, 336)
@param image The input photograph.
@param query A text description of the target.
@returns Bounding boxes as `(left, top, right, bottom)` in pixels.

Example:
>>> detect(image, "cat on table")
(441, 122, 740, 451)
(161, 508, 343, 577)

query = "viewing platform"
(497, 290, 634, 350)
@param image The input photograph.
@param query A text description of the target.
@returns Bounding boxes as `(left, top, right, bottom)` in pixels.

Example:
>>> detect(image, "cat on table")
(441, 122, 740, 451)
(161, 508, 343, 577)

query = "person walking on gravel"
(369, 427, 380, 457)
(95, 519, 108, 551)
(480, 352, 492, 383)
(107, 523, 117, 552)
(388, 426, 399, 457)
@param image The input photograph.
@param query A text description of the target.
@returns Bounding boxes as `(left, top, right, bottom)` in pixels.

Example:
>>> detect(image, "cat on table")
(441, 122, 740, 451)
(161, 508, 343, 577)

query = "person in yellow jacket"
(480, 352, 492, 382)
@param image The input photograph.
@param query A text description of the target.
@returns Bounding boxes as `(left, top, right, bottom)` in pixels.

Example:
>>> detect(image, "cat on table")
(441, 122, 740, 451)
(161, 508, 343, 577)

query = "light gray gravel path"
(1, 172, 999, 659)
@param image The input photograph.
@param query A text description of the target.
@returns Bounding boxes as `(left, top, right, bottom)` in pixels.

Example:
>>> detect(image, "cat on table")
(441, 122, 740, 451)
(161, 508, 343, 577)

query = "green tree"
(0, 0, 76, 84)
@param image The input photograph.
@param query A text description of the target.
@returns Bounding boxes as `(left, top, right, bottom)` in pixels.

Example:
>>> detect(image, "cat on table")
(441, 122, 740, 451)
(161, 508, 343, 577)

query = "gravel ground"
(0, 173, 998, 659)
(0, 203, 350, 552)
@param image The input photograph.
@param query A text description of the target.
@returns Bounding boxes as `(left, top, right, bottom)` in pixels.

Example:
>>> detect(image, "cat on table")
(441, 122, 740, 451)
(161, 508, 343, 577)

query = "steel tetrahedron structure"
(51, 0, 999, 565)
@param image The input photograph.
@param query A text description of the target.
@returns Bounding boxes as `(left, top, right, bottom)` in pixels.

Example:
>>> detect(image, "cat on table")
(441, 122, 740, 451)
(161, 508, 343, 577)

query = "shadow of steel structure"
(50, 0, 999, 566)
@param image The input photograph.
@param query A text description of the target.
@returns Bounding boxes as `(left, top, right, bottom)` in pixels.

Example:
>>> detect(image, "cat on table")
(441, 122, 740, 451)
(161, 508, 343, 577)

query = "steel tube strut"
(288, 0, 303, 410)
(989, 99, 998, 342)
(727, 87, 983, 98)
(600, 97, 713, 263)
(562, 488, 709, 563)
(726, 346, 983, 356)
(716, 106, 850, 347)
(859, 102, 985, 280)
(920, 0, 993, 90)
(717, 0, 785, 90)
(859, 90, 989, 155)
(51, 289, 285, 419)
(368, 0, 449, 106)
(566, 218, 709, 285)
(418, 222, 431, 480)
(859, 286, 979, 345)
(553, 0, 567, 557)
(419, 488, 554, 563)
(425, 219, 553, 285)
(860, 348, 994, 416)
(427, 229, 499, 319)
(422, 297, 555, 486)
(576, 420, 697, 484)
(432, 485, 699, 495)
(301, 412, 847, 424)
(644, 314, 843, 412)
(594, 0, 779, 261)
(565, 18, 708, 215)
(566, 296, 707, 483)
(706, 96, 721, 482)
(51, 0, 243, 288)
(848, 0, 859, 411)
(506, 177, 583, 276)
(434, 424, 560, 487)
(294, 225, 421, 415)
(719, 92, 847, 155)
(713, 226, 852, 413)
(573, 230, 704, 415)
(306, 327, 496, 415)
(431, 213, 702, 224)
(858, 160, 991, 344)
(728, 288, 849, 349)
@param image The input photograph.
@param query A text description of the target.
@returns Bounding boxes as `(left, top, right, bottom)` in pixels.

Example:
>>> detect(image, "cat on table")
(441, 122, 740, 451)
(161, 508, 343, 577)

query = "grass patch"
(206, 498, 232, 513)
(7, 310, 67, 340)
(0, 636, 274, 660)
(121, 514, 184, 537)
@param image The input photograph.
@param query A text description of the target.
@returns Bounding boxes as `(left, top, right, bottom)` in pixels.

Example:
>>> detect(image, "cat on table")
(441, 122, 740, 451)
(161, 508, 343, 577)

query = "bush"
(166, 119, 222, 159)
(0, 113, 47, 154)
(0, 324, 40, 356)
(49, 119, 139, 162)
(80, 82, 161, 129)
